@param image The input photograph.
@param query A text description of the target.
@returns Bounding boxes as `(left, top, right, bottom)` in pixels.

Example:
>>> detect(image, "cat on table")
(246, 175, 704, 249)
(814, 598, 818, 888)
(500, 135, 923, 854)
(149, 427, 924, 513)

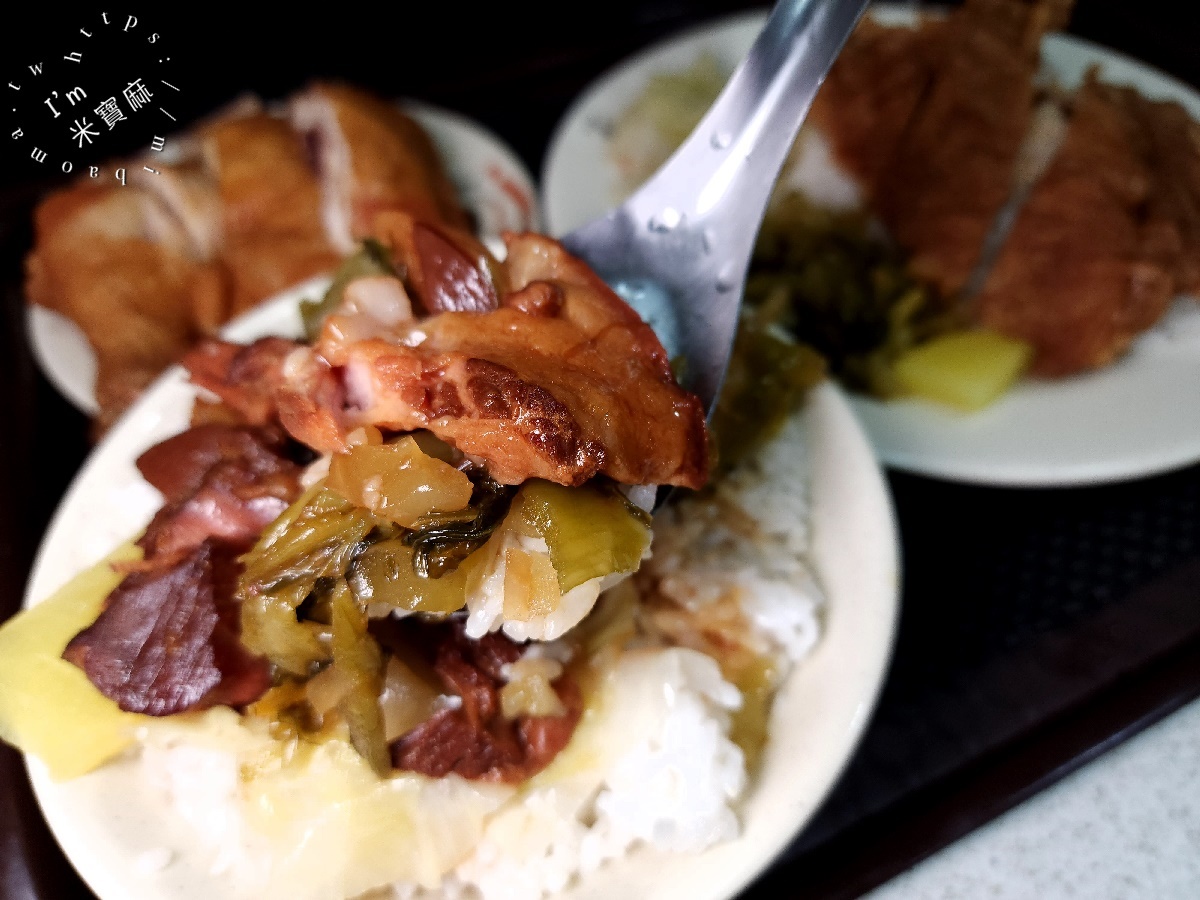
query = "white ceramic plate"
(27, 100, 541, 417)
(541, 5, 1200, 487)
(22, 285, 899, 900)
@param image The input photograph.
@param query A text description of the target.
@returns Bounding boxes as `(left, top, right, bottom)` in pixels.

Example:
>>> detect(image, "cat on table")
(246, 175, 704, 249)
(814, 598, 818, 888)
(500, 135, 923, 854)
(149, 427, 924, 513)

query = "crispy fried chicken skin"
(290, 82, 471, 252)
(24, 183, 220, 435)
(202, 114, 342, 319)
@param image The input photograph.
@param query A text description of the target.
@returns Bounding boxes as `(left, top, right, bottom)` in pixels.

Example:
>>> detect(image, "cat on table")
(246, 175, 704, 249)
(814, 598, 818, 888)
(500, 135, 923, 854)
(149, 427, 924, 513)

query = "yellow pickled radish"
(892, 329, 1033, 411)
(501, 547, 560, 621)
(327, 436, 473, 527)
(0, 544, 145, 780)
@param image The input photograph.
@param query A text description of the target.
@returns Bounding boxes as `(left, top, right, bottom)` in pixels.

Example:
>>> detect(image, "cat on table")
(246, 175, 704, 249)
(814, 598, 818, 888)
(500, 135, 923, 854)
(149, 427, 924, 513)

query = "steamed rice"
(138, 406, 825, 900)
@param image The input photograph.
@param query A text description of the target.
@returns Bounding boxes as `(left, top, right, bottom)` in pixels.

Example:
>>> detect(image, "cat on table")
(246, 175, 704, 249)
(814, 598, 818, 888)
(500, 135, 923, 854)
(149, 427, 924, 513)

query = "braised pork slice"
(136, 423, 291, 503)
(136, 424, 302, 561)
(184, 337, 301, 428)
(871, 0, 1065, 299)
(63, 540, 271, 716)
(290, 82, 471, 253)
(976, 74, 1175, 375)
(274, 230, 708, 488)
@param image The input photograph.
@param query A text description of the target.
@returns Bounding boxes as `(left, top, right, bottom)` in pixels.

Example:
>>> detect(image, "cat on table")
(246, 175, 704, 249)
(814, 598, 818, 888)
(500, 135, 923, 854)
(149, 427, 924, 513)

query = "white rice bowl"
(22, 287, 899, 900)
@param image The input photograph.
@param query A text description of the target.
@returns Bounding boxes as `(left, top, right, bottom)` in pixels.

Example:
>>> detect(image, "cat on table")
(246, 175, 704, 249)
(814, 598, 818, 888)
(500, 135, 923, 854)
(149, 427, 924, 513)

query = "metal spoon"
(560, 0, 870, 413)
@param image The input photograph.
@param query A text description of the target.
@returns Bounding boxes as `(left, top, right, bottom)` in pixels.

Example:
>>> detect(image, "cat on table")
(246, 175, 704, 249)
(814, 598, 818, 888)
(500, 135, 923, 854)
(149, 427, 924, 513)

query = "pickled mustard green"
(326, 437, 473, 528)
(748, 192, 957, 398)
(238, 487, 377, 676)
(349, 539, 475, 614)
(329, 582, 389, 777)
(514, 480, 651, 594)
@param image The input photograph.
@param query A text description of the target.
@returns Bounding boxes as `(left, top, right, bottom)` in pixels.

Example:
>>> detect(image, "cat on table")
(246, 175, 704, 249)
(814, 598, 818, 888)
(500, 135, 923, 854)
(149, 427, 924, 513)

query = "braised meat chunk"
(274, 227, 708, 489)
(389, 622, 581, 783)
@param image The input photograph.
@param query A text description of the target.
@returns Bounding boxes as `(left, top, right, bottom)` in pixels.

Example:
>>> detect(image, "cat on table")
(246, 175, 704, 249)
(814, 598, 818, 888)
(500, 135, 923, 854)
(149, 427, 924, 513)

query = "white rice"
(645, 411, 825, 664)
(138, 407, 823, 900)
(463, 533, 628, 643)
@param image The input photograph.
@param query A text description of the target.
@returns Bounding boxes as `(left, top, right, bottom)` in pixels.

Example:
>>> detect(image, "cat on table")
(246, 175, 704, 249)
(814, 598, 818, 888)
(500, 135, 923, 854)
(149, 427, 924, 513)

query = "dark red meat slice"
(137, 426, 302, 561)
(63, 541, 271, 716)
(136, 423, 291, 505)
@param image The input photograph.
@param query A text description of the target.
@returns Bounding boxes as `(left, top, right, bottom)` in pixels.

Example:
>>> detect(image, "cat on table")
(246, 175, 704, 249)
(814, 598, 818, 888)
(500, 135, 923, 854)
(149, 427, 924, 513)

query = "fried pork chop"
(979, 72, 1185, 376)
(1110, 84, 1200, 298)
(809, 0, 1200, 376)
(870, 0, 1066, 300)
(807, 16, 946, 198)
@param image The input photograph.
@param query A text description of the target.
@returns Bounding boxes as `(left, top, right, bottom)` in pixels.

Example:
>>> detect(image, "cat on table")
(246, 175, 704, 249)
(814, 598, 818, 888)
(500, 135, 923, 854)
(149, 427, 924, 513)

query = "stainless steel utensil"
(560, 0, 870, 413)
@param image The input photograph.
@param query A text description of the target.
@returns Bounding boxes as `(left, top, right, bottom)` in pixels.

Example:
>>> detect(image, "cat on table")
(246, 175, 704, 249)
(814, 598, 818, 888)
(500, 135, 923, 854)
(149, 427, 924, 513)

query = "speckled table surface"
(865, 697, 1200, 899)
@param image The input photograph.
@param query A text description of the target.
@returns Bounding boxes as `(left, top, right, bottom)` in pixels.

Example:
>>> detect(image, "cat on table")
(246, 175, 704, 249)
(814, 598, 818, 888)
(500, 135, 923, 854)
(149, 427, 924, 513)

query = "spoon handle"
(630, 0, 869, 241)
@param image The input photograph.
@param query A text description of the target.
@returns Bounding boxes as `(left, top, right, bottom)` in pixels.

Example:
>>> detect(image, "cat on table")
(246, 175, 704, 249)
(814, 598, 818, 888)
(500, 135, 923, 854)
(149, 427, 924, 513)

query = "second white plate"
(540, 6, 1200, 488)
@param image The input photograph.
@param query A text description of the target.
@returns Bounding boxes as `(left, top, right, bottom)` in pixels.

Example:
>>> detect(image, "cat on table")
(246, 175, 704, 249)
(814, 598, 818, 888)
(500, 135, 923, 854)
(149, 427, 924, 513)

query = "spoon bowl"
(560, 0, 870, 412)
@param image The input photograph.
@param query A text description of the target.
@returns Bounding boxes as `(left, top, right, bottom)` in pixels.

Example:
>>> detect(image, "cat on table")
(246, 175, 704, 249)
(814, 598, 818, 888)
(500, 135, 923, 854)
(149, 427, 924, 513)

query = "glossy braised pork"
(190, 224, 709, 490)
